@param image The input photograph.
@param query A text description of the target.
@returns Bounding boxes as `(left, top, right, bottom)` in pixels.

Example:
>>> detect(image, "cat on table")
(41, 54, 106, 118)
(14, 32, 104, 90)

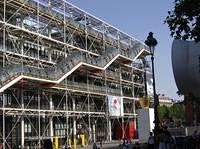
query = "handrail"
(0, 43, 146, 92)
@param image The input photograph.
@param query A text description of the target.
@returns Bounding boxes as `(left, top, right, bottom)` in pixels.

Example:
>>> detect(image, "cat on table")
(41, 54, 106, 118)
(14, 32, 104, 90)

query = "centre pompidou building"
(0, 0, 150, 148)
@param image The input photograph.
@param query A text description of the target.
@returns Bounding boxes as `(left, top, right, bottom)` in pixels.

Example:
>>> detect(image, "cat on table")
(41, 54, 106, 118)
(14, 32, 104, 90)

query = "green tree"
(169, 104, 185, 120)
(165, 0, 200, 41)
(158, 105, 169, 121)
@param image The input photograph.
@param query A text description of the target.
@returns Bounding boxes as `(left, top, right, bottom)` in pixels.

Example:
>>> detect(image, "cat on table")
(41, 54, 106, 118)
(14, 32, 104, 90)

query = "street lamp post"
(145, 32, 159, 149)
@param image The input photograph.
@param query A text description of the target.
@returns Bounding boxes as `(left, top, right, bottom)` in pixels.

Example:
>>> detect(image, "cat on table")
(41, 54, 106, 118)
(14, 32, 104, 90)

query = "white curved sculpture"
(172, 40, 200, 97)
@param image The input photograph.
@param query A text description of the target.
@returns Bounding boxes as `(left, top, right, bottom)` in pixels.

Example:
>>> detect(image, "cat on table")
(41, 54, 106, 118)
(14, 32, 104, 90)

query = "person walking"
(148, 132, 154, 149)
(93, 142, 99, 149)
(43, 139, 53, 149)
(158, 126, 174, 149)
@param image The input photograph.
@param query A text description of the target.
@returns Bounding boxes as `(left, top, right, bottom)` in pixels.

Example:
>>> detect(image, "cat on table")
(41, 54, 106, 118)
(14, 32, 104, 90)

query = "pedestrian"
(93, 142, 98, 149)
(148, 132, 154, 149)
(122, 139, 127, 149)
(43, 139, 53, 149)
(158, 126, 174, 149)
(133, 142, 140, 149)
(100, 140, 102, 148)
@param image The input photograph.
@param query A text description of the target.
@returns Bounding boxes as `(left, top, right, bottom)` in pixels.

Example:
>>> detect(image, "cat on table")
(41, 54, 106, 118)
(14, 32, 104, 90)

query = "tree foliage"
(165, 0, 200, 41)
(158, 105, 169, 120)
(158, 104, 184, 121)
(169, 104, 185, 120)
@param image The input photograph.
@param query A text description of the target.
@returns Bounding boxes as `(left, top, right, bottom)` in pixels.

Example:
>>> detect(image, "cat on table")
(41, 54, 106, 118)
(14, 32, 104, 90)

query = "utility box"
(137, 108, 154, 143)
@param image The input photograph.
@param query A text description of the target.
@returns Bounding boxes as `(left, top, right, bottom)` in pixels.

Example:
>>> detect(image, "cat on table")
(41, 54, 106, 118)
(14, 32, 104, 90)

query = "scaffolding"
(0, 0, 150, 148)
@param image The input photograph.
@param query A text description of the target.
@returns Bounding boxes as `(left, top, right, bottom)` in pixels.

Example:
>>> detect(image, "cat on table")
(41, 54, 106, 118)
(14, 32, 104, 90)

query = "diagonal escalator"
(0, 40, 147, 92)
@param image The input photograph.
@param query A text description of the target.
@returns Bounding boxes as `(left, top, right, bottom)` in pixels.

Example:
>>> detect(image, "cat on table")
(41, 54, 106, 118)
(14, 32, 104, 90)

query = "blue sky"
(67, 0, 182, 100)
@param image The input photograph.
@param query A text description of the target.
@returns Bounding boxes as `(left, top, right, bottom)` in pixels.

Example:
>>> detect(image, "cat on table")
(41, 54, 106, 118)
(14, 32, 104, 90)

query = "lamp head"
(145, 32, 158, 55)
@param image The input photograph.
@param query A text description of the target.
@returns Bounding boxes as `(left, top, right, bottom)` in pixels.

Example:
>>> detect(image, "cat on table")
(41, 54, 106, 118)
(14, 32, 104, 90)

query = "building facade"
(0, 0, 150, 148)
(158, 94, 173, 107)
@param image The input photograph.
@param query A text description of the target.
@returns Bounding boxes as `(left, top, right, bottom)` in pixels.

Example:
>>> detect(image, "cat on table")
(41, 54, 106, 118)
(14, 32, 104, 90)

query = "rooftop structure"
(0, 0, 150, 148)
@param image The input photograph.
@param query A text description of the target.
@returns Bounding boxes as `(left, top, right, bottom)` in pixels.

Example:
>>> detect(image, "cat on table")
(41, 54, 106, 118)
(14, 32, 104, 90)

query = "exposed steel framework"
(0, 0, 150, 148)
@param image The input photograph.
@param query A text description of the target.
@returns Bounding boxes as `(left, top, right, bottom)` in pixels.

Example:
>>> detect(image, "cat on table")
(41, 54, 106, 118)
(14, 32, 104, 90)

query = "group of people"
(119, 139, 140, 149)
(148, 126, 174, 149)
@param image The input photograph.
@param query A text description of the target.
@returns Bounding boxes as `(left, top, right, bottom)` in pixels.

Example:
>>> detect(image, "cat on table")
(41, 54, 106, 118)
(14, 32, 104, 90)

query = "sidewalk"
(65, 139, 141, 149)
(79, 144, 118, 149)
(78, 139, 140, 149)
(78, 141, 120, 149)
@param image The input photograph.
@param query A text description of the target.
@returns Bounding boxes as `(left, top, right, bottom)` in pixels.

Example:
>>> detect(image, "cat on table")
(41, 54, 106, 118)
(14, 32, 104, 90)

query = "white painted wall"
(137, 108, 154, 143)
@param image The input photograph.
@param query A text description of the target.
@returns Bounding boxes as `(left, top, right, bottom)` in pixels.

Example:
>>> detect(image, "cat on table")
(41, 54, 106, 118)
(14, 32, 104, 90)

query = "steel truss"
(0, 0, 150, 148)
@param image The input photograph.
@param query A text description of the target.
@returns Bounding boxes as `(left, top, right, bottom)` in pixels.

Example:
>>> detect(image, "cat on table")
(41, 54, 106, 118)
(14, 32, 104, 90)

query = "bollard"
(67, 137, 71, 148)
(73, 138, 77, 149)
(80, 134, 85, 147)
(54, 136, 59, 149)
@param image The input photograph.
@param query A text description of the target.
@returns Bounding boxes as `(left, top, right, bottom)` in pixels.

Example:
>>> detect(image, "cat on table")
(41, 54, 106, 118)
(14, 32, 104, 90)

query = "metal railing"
(0, 36, 146, 91)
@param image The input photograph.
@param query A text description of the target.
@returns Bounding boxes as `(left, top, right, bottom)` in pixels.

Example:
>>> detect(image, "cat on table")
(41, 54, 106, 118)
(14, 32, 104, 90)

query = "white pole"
(21, 90, 24, 149)
(49, 94, 54, 142)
